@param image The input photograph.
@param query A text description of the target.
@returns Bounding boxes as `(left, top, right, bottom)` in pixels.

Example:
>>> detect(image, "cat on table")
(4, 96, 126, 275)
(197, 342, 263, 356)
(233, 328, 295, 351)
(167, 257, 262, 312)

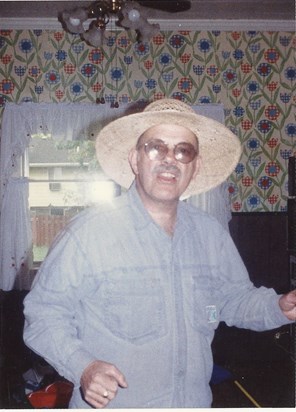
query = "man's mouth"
(155, 166, 180, 183)
(159, 172, 177, 179)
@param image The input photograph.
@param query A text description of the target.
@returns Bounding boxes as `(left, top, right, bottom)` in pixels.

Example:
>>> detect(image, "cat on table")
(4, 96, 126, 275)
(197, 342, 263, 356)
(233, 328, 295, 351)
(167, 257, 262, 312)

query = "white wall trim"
(0, 17, 294, 31)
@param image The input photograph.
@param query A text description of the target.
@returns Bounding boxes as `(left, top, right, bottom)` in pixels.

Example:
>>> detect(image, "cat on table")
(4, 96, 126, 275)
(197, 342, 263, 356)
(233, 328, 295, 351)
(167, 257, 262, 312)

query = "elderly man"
(23, 99, 296, 408)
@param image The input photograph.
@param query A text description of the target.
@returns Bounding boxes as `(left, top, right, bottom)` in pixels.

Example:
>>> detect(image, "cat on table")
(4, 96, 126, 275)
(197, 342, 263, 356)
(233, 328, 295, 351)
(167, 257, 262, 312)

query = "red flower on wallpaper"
(242, 176, 253, 187)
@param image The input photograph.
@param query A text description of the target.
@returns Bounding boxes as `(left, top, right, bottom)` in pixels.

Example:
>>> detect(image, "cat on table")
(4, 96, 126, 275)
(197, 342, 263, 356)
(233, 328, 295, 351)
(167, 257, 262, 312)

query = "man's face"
(129, 123, 200, 207)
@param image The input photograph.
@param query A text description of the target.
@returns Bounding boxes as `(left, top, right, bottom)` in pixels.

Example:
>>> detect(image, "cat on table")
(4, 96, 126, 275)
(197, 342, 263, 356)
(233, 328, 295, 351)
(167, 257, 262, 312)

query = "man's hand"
(279, 290, 296, 321)
(80, 360, 128, 408)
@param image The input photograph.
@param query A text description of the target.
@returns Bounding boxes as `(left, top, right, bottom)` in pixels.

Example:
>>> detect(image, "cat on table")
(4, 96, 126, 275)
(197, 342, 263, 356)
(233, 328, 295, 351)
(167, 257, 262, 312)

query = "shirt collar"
(127, 182, 193, 236)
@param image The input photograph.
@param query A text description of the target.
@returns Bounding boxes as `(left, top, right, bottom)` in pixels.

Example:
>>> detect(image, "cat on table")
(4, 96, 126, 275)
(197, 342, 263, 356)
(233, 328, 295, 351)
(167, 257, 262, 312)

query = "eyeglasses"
(139, 139, 198, 164)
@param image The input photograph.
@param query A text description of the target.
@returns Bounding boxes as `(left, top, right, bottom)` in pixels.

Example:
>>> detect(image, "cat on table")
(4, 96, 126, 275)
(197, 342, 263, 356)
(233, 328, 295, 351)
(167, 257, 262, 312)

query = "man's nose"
(163, 147, 177, 163)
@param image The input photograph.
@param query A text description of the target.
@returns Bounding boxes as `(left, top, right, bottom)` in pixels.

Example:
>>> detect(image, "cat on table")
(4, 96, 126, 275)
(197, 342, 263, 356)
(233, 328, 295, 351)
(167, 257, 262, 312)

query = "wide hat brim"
(96, 104, 242, 198)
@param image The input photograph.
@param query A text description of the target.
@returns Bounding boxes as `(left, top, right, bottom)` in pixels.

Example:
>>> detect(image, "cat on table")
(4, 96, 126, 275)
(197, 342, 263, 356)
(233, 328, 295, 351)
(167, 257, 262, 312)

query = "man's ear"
(128, 147, 139, 176)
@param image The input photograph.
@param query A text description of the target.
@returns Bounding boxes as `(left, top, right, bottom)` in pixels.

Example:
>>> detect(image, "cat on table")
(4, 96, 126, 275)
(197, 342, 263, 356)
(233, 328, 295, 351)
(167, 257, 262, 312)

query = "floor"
(211, 323, 295, 408)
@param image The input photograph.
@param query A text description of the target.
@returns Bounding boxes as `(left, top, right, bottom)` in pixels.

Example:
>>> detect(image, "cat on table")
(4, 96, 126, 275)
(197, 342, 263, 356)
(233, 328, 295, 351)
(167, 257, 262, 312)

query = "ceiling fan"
(60, 0, 191, 46)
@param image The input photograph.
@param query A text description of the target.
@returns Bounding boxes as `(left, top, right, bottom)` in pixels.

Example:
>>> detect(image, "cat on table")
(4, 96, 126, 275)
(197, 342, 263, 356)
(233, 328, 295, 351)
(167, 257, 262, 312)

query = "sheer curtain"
(0, 102, 131, 291)
(190, 104, 231, 231)
(0, 101, 229, 290)
(0, 178, 33, 290)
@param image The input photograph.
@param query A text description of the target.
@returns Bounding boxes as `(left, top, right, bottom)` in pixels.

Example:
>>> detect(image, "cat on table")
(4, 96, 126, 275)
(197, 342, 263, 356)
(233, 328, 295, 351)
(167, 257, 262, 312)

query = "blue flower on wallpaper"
(249, 43, 260, 54)
(249, 100, 261, 111)
(45, 70, 60, 85)
(119, 94, 130, 104)
(35, 85, 43, 95)
(44, 52, 53, 61)
(258, 119, 272, 134)
(193, 65, 204, 75)
(14, 66, 26, 77)
(235, 163, 245, 174)
(145, 79, 157, 89)
(111, 67, 124, 81)
(106, 36, 116, 47)
(222, 51, 231, 59)
(0, 37, 6, 48)
(246, 31, 258, 38)
(72, 43, 85, 54)
(285, 67, 296, 81)
(81, 63, 97, 78)
(247, 138, 260, 151)
(279, 36, 291, 47)
(70, 82, 83, 96)
(124, 56, 133, 65)
(250, 156, 262, 168)
(280, 92, 291, 103)
(247, 194, 260, 208)
(280, 149, 292, 160)
(212, 31, 221, 37)
(159, 53, 172, 66)
(233, 106, 245, 117)
(162, 72, 174, 83)
(169, 34, 185, 49)
(19, 39, 33, 54)
(197, 39, 212, 54)
(33, 30, 43, 37)
(55, 50, 67, 61)
(257, 63, 271, 77)
(258, 176, 272, 190)
(134, 80, 143, 89)
(212, 84, 221, 94)
(285, 123, 296, 137)
(233, 49, 244, 60)
(222, 69, 237, 84)
(198, 96, 211, 103)
(246, 81, 259, 94)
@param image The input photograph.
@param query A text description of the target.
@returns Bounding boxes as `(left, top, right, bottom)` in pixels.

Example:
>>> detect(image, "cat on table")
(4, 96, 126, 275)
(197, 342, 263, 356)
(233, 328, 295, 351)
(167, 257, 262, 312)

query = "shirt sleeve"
(218, 231, 292, 330)
(23, 226, 98, 387)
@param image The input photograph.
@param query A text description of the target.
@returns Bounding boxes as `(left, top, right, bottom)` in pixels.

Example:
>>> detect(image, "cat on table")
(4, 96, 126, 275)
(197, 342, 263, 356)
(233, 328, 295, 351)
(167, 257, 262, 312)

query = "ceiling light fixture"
(60, 0, 165, 47)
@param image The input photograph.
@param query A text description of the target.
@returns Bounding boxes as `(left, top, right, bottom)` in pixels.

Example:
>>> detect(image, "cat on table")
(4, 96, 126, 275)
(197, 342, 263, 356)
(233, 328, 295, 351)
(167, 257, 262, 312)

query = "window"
(25, 136, 120, 263)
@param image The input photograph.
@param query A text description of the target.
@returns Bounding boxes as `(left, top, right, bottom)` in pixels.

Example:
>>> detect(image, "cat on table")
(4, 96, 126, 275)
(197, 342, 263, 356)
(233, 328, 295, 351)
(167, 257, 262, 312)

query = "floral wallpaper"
(0, 28, 295, 212)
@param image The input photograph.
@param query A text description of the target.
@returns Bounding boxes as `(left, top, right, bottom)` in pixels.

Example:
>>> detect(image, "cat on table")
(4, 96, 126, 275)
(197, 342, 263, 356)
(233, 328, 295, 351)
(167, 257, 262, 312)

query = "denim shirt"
(23, 183, 289, 408)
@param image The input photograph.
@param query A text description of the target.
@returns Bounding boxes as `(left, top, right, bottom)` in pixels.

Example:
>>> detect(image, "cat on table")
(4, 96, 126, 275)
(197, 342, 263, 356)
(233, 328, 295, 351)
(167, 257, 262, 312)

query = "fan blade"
(138, 1, 191, 13)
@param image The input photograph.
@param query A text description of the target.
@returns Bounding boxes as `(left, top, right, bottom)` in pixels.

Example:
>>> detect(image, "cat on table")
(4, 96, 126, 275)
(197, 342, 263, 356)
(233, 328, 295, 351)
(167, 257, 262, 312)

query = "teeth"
(160, 172, 175, 178)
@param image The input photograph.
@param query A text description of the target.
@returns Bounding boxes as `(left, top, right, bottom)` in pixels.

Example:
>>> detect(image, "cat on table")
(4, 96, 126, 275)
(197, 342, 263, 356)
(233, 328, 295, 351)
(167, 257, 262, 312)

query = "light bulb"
(69, 17, 81, 26)
(128, 9, 140, 22)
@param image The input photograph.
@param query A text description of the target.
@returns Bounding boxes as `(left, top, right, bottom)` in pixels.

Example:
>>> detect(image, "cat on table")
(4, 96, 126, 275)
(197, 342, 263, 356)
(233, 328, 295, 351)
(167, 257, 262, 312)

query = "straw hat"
(96, 99, 242, 198)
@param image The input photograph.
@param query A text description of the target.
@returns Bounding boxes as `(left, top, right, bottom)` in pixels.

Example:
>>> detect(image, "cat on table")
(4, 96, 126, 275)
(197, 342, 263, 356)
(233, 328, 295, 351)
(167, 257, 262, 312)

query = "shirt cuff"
(66, 348, 97, 386)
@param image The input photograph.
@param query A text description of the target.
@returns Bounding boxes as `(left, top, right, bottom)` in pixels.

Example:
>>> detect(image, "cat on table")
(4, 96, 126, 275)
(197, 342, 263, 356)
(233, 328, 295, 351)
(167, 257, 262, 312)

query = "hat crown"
(144, 98, 195, 114)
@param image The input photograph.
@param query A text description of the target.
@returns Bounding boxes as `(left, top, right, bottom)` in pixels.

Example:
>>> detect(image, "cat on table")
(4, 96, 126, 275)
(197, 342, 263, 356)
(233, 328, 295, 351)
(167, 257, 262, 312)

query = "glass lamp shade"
(62, 9, 88, 33)
(82, 24, 105, 47)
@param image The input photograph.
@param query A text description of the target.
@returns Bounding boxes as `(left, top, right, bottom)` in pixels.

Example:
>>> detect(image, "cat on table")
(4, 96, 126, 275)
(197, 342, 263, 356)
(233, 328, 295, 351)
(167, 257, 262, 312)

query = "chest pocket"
(187, 265, 222, 335)
(98, 270, 168, 345)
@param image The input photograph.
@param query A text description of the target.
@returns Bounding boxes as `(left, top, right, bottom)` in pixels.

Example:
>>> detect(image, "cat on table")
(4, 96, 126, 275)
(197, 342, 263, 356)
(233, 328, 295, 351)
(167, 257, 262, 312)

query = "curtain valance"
(0, 102, 135, 202)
